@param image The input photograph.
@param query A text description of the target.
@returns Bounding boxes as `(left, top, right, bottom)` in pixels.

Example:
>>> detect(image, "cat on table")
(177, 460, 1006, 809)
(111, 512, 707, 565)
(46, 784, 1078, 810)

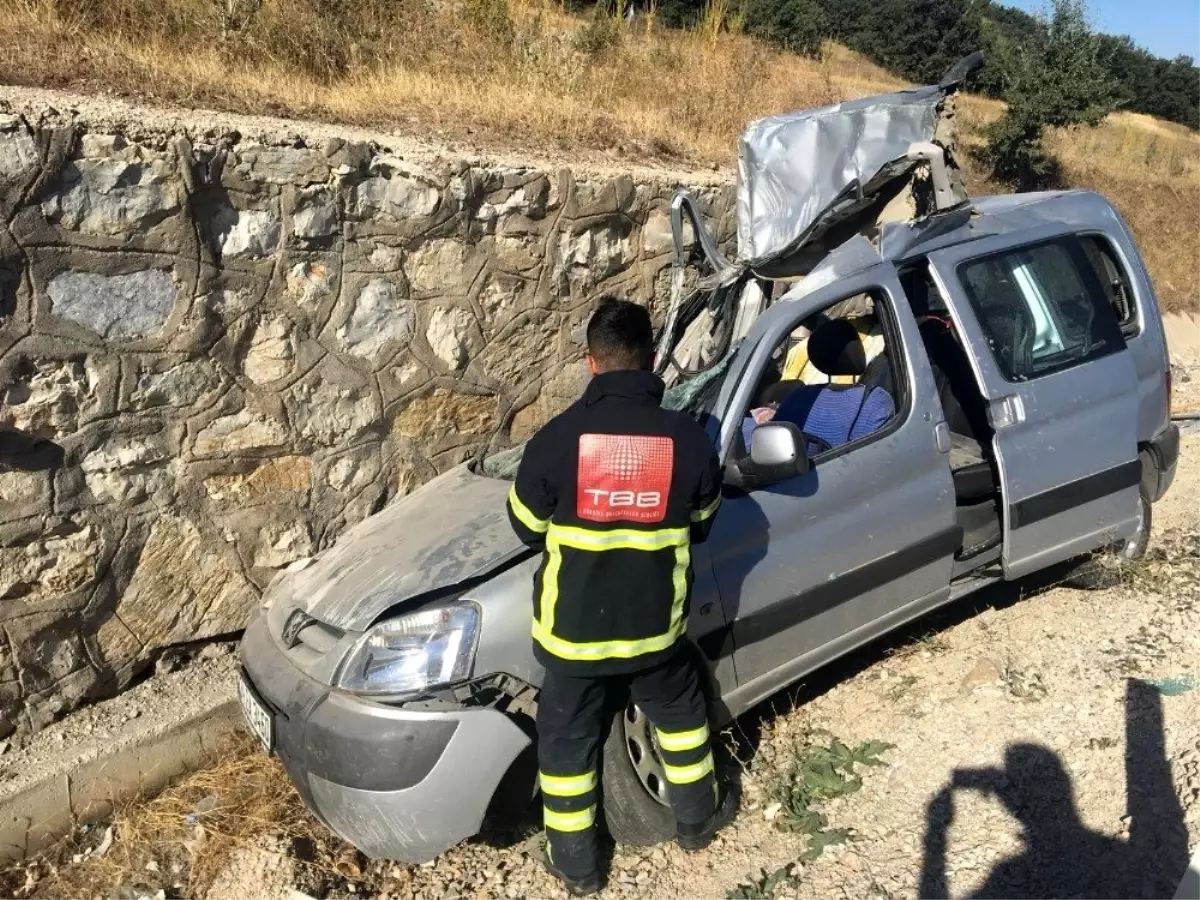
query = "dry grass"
(6, 735, 325, 900)
(0, 0, 870, 159)
(956, 102, 1200, 314)
(0, 0, 1196, 310)
(1055, 116, 1199, 314)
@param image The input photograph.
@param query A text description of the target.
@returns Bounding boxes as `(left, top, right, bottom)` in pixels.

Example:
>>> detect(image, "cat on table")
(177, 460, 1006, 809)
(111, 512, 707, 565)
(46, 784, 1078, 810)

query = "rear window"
(957, 237, 1126, 382)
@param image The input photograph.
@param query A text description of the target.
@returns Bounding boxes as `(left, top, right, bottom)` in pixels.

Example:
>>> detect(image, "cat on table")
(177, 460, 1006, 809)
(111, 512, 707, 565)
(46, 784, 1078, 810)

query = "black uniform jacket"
(506, 369, 722, 675)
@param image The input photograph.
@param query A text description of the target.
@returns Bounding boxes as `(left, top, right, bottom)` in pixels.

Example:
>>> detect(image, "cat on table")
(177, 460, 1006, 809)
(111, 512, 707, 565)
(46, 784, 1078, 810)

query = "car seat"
(763, 319, 896, 454)
(781, 313, 885, 387)
(861, 350, 894, 397)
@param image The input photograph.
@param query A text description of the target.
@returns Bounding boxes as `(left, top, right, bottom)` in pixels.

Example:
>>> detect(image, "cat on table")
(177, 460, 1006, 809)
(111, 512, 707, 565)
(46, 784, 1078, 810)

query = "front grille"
(268, 601, 348, 680)
(295, 618, 344, 654)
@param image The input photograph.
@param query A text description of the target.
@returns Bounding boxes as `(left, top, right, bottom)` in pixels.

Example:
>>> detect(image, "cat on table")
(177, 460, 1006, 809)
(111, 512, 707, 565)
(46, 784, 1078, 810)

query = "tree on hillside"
(982, 0, 1119, 190)
(1095, 34, 1154, 109)
(615, 0, 1197, 131)
(877, 0, 984, 85)
(971, 2, 1041, 95)
(819, 0, 983, 83)
(744, 0, 827, 57)
(1146, 55, 1200, 131)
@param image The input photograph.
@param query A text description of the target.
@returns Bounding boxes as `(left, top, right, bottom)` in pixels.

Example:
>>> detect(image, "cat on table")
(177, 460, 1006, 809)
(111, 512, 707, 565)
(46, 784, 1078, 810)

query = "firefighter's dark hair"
(586, 297, 653, 372)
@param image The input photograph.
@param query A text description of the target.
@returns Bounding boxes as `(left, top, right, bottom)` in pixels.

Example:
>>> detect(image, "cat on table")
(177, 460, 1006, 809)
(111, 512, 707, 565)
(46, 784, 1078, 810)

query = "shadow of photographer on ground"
(919, 678, 1189, 899)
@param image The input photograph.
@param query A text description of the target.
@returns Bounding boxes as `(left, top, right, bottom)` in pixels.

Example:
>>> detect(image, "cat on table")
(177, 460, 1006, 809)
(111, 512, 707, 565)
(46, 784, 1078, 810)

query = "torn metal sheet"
(877, 190, 1117, 263)
(736, 84, 946, 268)
(656, 55, 981, 390)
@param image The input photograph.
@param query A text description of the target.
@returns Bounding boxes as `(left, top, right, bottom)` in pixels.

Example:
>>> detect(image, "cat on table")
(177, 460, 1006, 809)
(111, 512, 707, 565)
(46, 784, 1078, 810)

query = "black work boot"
(542, 854, 602, 896)
(676, 787, 739, 852)
(541, 841, 602, 896)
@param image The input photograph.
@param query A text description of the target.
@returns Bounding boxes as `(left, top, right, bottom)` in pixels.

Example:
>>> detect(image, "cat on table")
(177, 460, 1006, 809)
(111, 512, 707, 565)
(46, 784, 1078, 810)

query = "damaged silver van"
(238, 56, 1179, 862)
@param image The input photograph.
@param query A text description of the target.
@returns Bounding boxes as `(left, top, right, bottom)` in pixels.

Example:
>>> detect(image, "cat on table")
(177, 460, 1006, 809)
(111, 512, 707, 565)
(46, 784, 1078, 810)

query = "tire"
(601, 703, 676, 846)
(1063, 487, 1152, 590)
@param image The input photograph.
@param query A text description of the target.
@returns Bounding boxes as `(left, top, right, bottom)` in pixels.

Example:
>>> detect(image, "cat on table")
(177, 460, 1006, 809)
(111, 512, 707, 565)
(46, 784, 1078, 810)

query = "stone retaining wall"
(0, 113, 735, 738)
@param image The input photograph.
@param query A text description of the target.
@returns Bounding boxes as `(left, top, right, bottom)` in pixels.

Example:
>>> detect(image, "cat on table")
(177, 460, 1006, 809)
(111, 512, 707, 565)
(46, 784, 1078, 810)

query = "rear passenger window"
(957, 237, 1126, 381)
(1079, 235, 1139, 336)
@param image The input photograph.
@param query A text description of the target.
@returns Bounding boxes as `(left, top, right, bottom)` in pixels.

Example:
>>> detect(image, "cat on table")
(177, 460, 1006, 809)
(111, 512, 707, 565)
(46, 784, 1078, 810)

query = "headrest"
(808, 318, 867, 377)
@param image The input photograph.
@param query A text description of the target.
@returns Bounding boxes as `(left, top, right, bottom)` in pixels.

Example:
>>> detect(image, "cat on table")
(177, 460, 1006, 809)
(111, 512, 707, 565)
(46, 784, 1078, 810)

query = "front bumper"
(239, 614, 531, 862)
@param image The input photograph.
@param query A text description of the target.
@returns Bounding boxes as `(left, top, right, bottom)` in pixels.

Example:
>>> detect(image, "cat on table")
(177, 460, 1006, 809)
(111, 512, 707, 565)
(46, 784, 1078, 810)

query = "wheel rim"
(622, 704, 671, 807)
(1119, 497, 1147, 561)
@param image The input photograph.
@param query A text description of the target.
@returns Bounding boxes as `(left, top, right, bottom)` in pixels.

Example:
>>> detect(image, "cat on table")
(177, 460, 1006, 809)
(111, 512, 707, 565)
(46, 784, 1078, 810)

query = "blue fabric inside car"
(778, 383, 894, 447)
(742, 317, 896, 456)
(740, 385, 895, 455)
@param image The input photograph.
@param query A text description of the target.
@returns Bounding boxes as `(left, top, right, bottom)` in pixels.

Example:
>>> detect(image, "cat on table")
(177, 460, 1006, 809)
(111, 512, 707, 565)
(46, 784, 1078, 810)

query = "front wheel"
(601, 703, 675, 845)
(1063, 488, 1152, 590)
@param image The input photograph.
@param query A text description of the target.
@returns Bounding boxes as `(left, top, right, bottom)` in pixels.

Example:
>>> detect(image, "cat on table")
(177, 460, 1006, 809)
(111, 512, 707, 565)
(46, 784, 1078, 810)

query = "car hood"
(276, 463, 527, 631)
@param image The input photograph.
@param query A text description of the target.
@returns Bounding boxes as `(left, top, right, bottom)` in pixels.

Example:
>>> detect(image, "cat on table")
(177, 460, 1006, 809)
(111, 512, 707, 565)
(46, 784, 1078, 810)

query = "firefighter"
(506, 297, 736, 895)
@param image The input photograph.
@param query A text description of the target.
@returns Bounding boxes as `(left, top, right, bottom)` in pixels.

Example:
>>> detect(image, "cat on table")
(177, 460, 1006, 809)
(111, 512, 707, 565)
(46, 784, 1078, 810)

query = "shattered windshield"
(662, 346, 736, 418)
(479, 350, 736, 481)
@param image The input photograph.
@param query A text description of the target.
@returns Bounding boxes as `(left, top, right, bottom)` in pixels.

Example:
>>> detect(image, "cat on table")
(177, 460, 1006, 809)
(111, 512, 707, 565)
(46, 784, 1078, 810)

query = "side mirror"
(745, 421, 810, 485)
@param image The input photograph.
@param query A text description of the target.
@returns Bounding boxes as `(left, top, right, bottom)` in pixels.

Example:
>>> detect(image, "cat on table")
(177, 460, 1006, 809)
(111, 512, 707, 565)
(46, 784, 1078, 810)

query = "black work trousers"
(536, 647, 717, 877)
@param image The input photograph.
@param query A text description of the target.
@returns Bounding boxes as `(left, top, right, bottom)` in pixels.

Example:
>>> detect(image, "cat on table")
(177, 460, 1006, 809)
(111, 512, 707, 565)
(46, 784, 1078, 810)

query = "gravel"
(0, 644, 238, 804)
(1166, 313, 1200, 418)
(12, 438, 1188, 900)
(0, 84, 731, 185)
(5, 429, 1197, 900)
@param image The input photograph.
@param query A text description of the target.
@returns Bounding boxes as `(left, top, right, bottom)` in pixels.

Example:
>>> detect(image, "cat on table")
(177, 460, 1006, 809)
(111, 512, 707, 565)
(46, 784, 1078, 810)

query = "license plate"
(238, 673, 273, 754)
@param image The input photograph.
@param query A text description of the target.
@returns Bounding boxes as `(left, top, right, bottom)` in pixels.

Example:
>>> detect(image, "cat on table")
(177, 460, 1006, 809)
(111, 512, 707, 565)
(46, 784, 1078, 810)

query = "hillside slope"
(1, 0, 1196, 309)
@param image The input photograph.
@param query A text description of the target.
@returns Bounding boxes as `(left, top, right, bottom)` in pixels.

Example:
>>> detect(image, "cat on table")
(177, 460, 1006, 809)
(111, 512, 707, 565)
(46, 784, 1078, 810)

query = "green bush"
(982, 0, 1119, 190)
(463, 0, 516, 47)
(743, 0, 827, 58)
(575, 0, 624, 55)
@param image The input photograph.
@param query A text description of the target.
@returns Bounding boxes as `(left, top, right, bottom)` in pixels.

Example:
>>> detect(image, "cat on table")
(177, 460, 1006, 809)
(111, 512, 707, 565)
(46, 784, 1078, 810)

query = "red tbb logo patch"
(577, 434, 674, 523)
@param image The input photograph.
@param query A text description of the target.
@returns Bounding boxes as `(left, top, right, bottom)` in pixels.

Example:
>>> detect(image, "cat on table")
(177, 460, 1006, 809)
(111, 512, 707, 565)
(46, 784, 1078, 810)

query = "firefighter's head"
(586, 297, 654, 375)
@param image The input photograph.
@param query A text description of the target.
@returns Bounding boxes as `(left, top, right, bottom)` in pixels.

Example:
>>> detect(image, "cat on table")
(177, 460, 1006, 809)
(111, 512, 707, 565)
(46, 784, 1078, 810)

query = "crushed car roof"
(733, 52, 983, 270)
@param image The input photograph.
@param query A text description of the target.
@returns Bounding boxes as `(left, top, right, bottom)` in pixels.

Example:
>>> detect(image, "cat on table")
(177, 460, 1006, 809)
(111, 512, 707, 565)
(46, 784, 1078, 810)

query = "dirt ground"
(1170, 319, 1200, 416)
(4, 437, 1198, 899)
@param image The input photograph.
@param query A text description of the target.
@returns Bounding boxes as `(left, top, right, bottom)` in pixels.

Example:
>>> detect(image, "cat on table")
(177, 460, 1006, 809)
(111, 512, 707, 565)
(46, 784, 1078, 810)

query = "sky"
(1003, 0, 1200, 61)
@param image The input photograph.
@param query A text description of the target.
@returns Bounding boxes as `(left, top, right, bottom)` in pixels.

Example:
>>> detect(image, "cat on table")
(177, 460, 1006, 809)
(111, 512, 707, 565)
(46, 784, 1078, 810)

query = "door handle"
(934, 421, 951, 453)
(989, 394, 1025, 429)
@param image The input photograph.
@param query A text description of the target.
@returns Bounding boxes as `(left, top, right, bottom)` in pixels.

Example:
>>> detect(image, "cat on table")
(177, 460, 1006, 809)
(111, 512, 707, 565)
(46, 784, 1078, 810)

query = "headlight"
(335, 601, 480, 696)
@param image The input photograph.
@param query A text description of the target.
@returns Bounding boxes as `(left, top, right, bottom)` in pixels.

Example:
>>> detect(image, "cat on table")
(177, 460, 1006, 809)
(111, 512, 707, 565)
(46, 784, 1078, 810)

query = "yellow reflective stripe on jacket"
(540, 542, 563, 635)
(547, 524, 689, 552)
(655, 723, 710, 752)
(540, 770, 597, 797)
(508, 485, 550, 534)
(534, 525, 691, 663)
(532, 618, 684, 661)
(663, 752, 715, 785)
(690, 495, 721, 523)
(544, 804, 596, 833)
(669, 544, 689, 635)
